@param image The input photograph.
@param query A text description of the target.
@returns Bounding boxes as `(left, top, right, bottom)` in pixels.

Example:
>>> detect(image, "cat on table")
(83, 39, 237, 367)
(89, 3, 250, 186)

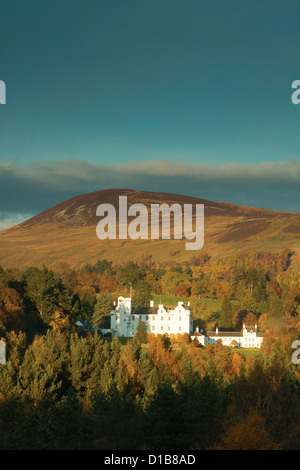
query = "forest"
(0, 248, 299, 450)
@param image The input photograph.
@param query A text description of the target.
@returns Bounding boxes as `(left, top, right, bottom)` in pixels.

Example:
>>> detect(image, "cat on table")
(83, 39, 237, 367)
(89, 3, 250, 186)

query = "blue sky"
(0, 0, 299, 228)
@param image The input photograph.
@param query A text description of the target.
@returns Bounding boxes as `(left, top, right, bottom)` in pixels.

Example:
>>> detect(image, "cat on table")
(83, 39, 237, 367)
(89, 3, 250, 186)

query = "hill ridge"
(0, 189, 299, 270)
(9, 188, 295, 231)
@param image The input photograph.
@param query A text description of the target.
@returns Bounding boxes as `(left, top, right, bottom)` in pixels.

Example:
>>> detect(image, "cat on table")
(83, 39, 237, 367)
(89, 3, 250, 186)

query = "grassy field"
(234, 347, 262, 358)
(114, 292, 222, 314)
(151, 294, 191, 307)
(152, 294, 222, 313)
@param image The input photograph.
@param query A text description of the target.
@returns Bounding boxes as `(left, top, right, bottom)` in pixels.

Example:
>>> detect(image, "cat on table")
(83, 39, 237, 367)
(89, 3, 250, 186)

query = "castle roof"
(206, 331, 243, 337)
(205, 330, 265, 338)
(131, 306, 158, 315)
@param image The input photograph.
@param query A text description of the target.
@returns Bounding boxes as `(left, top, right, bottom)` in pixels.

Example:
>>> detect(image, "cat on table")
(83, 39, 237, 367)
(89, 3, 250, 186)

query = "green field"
(234, 347, 262, 358)
(152, 294, 222, 313)
(114, 292, 222, 315)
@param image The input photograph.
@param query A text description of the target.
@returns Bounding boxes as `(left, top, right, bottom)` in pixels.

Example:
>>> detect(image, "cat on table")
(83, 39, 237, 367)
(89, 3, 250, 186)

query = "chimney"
(150, 300, 154, 307)
(216, 327, 219, 335)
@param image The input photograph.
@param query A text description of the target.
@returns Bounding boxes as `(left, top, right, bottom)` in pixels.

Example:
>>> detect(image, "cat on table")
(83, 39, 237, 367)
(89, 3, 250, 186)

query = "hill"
(0, 188, 299, 270)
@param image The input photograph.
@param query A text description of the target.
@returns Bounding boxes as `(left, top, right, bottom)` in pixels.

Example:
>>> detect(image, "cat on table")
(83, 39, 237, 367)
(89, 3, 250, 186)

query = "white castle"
(110, 296, 192, 338)
(110, 296, 265, 348)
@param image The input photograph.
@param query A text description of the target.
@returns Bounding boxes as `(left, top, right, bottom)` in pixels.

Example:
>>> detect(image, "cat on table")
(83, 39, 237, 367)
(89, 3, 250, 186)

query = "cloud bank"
(0, 157, 299, 228)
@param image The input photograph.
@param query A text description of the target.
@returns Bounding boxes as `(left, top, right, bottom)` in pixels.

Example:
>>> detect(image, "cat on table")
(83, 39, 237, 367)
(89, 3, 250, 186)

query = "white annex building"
(110, 296, 192, 338)
(191, 324, 264, 348)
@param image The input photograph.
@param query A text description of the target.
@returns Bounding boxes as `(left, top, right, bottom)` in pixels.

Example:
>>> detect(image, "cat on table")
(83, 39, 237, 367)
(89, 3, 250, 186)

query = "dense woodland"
(0, 248, 300, 450)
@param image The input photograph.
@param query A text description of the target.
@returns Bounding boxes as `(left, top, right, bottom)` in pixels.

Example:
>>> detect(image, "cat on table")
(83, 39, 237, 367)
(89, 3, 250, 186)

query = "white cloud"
(0, 157, 299, 186)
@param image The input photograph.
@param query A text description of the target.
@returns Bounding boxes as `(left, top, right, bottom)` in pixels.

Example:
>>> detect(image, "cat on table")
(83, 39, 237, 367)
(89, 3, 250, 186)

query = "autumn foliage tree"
(212, 412, 281, 450)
